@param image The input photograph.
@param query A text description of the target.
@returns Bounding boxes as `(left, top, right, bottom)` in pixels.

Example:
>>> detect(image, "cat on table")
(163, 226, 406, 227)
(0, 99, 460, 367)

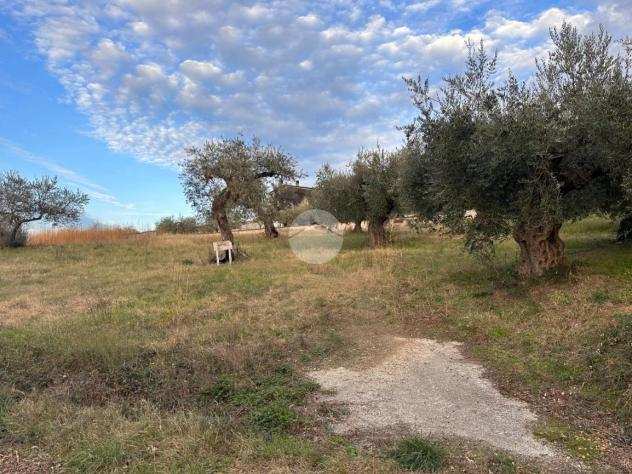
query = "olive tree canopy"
(0, 170, 89, 247)
(312, 164, 366, 232)
(315, 147, 400, 246)
(180, 136, 301, 245)
(403, 24, 632, 277)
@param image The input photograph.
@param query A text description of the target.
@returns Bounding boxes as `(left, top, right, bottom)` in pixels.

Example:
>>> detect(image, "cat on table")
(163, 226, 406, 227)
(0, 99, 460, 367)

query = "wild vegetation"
(0, 218, 630, 471)
(0, 171, 89, 248)
(401, 24, 632, 277)
(181, 136, 301, 246)
(314, 147, 400, 246)
(1, 22, 631, 473)
(28, 225, 138, 246)
(155, 216, 202, 234)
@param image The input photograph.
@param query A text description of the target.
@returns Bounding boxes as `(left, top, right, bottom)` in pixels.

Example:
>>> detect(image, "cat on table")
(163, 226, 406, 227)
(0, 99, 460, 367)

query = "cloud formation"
(8, 0, 631, 173)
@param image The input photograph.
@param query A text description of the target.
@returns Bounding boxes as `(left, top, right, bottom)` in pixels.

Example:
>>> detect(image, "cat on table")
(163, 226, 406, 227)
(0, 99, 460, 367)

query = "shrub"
(388, 437, 445, 472)
(155, 216, 200, 234)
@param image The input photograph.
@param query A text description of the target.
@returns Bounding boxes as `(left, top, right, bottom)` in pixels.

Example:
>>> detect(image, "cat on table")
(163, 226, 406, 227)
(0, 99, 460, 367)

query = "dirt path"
(310, 337, 560, 459)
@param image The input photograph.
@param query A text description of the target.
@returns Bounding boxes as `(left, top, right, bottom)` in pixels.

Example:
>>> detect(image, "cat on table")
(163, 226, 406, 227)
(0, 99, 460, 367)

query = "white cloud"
(8, 0, 625, 175)
(130, 20, 150, 36)
(485, 8, 592, 40)
(406, 1, 442, 14)
(297, 13, 321, 28)
(299, 59, 313, 70)
(179, 59, 223, 80)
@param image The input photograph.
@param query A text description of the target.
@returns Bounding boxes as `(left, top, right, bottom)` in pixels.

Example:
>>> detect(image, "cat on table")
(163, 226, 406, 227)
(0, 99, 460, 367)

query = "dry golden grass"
(27, 225, 138, 246)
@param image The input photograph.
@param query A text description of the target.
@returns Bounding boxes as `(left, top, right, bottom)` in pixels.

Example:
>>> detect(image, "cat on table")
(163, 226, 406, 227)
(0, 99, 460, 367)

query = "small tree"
(403, 24, 632, 277)
(247, 180, 301, 238)
(315, 147, 399, 247)
(181, 137, 300, 245)
(353, 148, 400, 246)
(313, 164, 365, 232)
(0, 171, 89, 247)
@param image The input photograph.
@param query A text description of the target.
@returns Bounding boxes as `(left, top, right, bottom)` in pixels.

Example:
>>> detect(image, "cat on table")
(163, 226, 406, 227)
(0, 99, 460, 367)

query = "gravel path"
(310, 337, 557, 459)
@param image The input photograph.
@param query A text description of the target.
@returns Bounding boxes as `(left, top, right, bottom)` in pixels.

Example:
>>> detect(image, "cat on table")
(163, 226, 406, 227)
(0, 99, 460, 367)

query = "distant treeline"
(155, 216, 215, 234)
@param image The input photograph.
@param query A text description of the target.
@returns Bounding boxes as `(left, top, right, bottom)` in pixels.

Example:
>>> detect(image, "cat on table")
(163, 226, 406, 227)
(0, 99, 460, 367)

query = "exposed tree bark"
(513, 222, 565, 278)
(263, 217, 279, 238)
(368, 218, 388, 247)
(352, 219, 363, 232)
(9, 224, 21, 248)
(212, 189, 234, 244)
(616, 215, 632, 242)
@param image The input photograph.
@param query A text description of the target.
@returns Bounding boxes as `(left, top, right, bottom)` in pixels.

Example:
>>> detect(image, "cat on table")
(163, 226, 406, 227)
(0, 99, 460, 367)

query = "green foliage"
(180, 136, 300, 240)
(0, 170, 89, 247)
(155, 215, 207, 234)
(353, 147, 400, 226)
(314, 147, 400, 245)
(254, 434, 319, 461)
(312, 163, 365, 225)
(248, 180, 306, 236)
(403, 24, 632, 261)
(388, 436, 446, 472)
(278, 198, 311, 227)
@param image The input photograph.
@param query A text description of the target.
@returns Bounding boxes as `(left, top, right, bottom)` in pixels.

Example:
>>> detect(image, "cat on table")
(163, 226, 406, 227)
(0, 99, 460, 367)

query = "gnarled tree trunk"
(368, 217, 388, 247)
(616, 215, 632, 242)
(263, 217, 279, 238)
(352, 219, 363, 232)
(513, 222, 565, 278)
(10, 224, 21, 248)
(212, 190, 234, 244)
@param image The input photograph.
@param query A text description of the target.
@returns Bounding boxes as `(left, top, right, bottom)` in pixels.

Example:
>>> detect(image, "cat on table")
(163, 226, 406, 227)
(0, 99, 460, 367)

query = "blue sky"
(0, 1, 629, 228)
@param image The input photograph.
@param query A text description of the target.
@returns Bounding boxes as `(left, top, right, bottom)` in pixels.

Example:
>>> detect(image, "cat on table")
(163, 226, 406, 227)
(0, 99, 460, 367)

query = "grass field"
(0, 217, 630, 472)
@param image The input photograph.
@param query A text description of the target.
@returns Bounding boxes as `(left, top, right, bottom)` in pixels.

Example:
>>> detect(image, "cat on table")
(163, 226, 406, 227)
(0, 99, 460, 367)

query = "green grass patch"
(388, 436, 446, 472)
(534, 422, 601, 461)
(66, 438, 128, 472)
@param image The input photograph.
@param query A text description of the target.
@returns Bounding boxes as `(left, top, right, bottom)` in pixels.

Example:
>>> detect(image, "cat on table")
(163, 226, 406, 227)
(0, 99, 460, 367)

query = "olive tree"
(181, 137, 300, 245)
(312, 164, 365, 232)
(0, 170, 89, 247)
(403, 24, 632, 277)
(248, 180, 298, 238)
(315, 147, 399, 246)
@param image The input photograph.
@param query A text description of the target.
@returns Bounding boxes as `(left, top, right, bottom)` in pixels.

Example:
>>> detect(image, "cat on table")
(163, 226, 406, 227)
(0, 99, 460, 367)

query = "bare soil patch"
(310, 337, 562, 460)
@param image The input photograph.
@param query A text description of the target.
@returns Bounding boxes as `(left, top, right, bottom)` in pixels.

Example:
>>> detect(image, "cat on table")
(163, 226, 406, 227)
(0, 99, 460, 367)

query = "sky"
(0, 1, 630, 228)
